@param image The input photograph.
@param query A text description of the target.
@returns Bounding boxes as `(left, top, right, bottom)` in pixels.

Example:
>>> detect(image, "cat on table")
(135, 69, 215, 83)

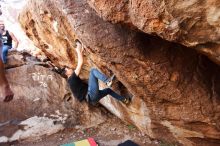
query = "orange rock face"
(88, 0, 220, 65)
(19, 0, 220, 145)
(18, 0, 77, 67)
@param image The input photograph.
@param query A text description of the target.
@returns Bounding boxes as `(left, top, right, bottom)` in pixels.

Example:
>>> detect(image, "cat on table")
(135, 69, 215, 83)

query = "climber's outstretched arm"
(0, 57, 8, 89)
(0, 43, 14, 102)
(74, 42, 84, 76)
(9, 31, 19, 50)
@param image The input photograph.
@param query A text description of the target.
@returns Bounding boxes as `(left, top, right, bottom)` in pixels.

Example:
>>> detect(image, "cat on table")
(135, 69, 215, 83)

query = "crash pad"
(60, 138, 97, 146)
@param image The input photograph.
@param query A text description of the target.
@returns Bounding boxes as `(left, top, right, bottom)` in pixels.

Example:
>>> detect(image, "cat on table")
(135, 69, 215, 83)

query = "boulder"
(19, 0, 220, 145)
(0, 52, 106, 143)
(87, 0, 220, 65)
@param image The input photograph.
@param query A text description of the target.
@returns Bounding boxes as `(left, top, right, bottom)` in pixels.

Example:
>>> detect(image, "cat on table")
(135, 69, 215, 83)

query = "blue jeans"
(88, 68, 125, 104)
(1, 45, 11, 63)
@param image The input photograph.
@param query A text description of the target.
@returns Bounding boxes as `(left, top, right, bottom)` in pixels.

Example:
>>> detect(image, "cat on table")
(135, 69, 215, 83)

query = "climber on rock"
(0, 28, 14, 102)
(65, 40, 131, 105)
(0, 20, 19, 64)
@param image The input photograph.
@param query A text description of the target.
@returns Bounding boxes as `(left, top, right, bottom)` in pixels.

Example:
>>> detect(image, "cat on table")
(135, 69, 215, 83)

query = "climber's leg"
(88, 68, 114, 99)
(2, 45, 11, 63)
(89, 88, 125, 104)
(89, 68, 110, 84)
(87, 69, 100, 101)
(0, 46, 14, 102)
(87, 68, 129, 105)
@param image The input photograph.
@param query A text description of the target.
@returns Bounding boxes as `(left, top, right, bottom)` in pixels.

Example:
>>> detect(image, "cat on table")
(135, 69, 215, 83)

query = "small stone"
(75, 125, 81, 129)
(111, 128, 116, 131)
(138, 132, 141, 136)
(55, 110, 61, 115)
(33, 98, 40, 102)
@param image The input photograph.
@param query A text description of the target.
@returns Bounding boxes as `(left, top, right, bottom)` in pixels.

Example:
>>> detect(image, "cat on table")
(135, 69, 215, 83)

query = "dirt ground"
(1, 113, 161, 146)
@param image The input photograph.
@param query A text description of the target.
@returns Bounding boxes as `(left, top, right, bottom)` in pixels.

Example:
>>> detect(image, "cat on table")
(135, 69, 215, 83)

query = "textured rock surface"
(87, 0, 220, 65)
(1, 0, 38, 53)
(19, 0, 220, 145)
(0, 52, 106, 143)
(18, 0, 77, 68)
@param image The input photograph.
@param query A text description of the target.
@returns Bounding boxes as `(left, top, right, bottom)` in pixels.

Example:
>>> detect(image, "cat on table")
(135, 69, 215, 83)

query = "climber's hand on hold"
(74, 39, 84, 76)
(75, 40, 84, 54)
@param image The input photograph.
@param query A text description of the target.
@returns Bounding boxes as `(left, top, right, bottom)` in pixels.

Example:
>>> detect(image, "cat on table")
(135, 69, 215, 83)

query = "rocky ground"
(3, 112, 161, 146)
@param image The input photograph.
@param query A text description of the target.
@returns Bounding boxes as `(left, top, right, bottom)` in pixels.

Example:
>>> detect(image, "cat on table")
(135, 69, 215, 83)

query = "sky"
(0, 0, 26, 9)
(0, 0, 39, 52)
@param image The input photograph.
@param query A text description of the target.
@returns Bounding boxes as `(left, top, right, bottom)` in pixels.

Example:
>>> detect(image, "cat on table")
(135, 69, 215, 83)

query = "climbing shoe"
(106, 75, 115, 87)
(122, 97, 131, 105)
